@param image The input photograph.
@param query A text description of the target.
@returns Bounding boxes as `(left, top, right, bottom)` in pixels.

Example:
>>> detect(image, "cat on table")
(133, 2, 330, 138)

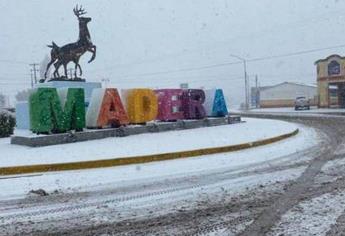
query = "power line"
(0, 83, 31, 87)
(114, 61, 242, 78)
(89, 9, 345, 74)
(248, 44, 345, 63)
(0, 59, 29, 65)
(1, 43, 343, 85)
(102, 44, 345, 79)
(110, 76, 245, 88)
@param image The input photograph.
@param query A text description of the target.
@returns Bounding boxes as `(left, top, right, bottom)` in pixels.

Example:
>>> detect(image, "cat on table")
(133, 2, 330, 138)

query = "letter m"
(29, 88, 85, 133)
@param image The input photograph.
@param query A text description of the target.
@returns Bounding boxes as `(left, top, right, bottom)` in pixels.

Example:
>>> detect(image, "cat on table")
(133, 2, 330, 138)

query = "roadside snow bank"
(0, 123, 319, 200)
(1, 118, 299, 167)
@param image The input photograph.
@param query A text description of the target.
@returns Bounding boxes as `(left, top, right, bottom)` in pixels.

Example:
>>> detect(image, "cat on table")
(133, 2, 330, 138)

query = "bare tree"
(15, 89, 32, 102)
(0, 94, 6, 108)
(40, 54, 51, 80)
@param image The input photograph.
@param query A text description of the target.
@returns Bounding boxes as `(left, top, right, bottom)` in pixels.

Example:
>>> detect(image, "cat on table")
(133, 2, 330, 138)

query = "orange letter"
(87, 88, 129, 128)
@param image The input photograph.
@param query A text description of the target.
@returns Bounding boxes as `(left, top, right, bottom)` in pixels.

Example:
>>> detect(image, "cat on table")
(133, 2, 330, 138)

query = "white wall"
(261, 83, 316, 100)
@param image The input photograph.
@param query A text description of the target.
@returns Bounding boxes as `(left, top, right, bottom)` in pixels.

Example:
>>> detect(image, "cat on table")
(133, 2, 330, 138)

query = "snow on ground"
(0, 123, 319, 199)
(1, 118, 300, 167)
(243, 107, 345, 113)
(334, 140, 345, 156)
(0, 167, 305, 236)
(268, 190, 345, 236)
(322, 158, 345, 174)
(316, 156, 345, 185)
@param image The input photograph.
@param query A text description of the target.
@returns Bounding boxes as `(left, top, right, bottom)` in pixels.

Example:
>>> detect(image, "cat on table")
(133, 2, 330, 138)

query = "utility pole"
(30, 69, 34, 88)
(255, 75, 259, 108)
(245, 65, 249, 110)
(6, 95, 10, 108)
(230, 54, 249, 110)
(29, 63, 39, 84)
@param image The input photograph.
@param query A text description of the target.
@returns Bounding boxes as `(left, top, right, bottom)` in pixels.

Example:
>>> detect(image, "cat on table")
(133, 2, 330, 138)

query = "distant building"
(180, 83, 189, 89)
(251, 82, 317, 108)
(315, 54, 345, 108)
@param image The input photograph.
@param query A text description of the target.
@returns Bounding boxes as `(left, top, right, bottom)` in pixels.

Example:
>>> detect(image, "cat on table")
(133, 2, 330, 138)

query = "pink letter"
(155, 89, 184, 121)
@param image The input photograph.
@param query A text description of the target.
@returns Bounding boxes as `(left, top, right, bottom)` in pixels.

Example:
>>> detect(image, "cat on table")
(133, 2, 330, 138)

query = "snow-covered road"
(240, 107, 345, 114)
(1, 115, 345, 235)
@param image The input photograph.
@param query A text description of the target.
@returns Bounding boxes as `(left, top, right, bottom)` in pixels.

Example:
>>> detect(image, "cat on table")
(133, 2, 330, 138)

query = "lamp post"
(230, 54, 249, 110)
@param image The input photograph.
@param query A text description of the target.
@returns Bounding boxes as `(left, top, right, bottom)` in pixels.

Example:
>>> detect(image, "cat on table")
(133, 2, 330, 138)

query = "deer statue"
(42, 5, 96, 82)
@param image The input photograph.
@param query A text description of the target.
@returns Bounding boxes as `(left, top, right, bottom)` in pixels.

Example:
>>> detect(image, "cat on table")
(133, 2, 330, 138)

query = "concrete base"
(11, 116, 242, 147)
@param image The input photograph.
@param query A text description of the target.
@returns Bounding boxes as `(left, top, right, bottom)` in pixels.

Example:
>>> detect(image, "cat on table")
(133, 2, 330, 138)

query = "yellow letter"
(125, 89, 158, 124)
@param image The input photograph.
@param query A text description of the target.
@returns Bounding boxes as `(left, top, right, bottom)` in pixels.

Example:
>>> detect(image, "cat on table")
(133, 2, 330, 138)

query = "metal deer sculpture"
(42, 5, 96, 82)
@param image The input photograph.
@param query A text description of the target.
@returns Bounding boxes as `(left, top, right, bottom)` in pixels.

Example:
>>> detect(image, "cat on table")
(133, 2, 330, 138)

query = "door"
(338, 83, 345, 108)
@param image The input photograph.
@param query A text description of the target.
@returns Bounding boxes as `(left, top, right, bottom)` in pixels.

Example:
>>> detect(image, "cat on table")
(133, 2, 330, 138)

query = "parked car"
(294, 96, 310, 110)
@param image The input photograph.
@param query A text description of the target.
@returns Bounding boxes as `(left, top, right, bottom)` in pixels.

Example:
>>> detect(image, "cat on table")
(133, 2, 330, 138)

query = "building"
(251, 82, 317, 108)
(315, 54, 345, 108)
(251, 85, 272, 108)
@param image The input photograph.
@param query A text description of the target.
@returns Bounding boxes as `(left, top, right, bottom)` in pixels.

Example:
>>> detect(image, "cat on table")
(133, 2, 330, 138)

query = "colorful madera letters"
(29, 88, 85, 133)
(29, 87, 229, 134)
(155, 89, 184, 121)
(124, 89, 158, 124)
(86, 88, 129, 128)
(204, 89, 229, 117)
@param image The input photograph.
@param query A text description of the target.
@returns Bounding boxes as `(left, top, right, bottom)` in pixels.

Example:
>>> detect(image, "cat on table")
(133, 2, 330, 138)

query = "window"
(328, 60, 341, 76)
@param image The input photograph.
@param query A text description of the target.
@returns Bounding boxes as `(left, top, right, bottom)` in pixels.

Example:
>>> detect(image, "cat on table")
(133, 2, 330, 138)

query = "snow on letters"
(29, 87, 229, 134)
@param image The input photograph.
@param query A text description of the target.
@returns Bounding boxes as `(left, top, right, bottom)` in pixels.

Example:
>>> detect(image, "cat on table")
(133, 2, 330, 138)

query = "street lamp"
(229, 54, 249, 110)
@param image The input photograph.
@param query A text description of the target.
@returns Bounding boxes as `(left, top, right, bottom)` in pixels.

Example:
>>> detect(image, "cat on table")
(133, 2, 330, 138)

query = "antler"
(73, 4, 87, 18)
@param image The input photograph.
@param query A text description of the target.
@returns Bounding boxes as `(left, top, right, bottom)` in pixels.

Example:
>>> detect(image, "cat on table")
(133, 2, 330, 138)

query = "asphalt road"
(1, 114, 345, 236)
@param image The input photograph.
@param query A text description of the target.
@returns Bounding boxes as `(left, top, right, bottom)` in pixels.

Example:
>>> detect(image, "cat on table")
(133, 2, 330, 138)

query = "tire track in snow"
(0, 166, 306, 235)
(326, 212, 345, 236)
(238, 114, 345, 236)
(0, 147, 316, 222)
(268, 190, 345, 236)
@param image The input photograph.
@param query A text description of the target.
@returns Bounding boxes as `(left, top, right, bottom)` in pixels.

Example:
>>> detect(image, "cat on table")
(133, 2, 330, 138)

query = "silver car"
(294, 96, 310, 110)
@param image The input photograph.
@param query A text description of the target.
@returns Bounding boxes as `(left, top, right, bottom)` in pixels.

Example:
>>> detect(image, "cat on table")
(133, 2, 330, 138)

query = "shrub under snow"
(0, 110, 16, 138)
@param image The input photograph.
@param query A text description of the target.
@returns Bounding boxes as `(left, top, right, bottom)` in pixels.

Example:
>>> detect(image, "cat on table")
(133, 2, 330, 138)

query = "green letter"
(29, 88, 85, 134)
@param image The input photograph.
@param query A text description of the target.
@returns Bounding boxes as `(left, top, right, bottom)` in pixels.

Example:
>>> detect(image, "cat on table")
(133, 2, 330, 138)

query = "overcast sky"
(1, 0, 345, 106)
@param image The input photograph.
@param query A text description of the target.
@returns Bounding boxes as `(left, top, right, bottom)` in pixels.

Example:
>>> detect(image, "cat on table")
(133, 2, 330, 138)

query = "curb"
(0, 129, 299, 176)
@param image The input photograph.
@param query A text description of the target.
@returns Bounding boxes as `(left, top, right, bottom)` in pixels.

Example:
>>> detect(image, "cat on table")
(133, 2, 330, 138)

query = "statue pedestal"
(16, 81, 102, 129)
(47, 77, 85, 83)
(16, 102, 31, 130)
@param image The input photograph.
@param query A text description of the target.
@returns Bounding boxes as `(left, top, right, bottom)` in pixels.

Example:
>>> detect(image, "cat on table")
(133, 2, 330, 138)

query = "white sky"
(1, 0, 345, 106)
